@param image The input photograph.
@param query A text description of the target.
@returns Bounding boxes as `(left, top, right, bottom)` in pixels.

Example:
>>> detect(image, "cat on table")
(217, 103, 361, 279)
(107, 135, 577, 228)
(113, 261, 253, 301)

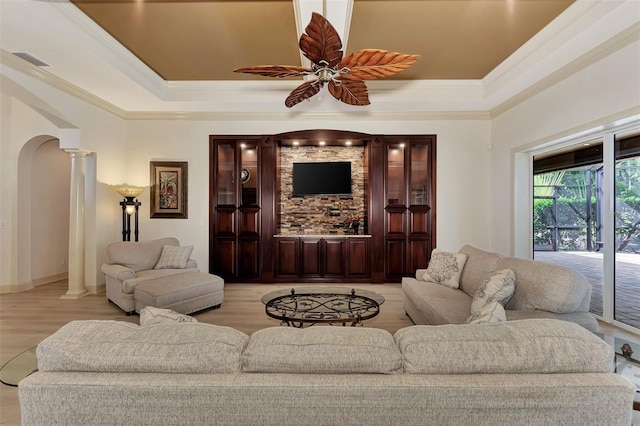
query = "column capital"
(65, 149, 91, 158)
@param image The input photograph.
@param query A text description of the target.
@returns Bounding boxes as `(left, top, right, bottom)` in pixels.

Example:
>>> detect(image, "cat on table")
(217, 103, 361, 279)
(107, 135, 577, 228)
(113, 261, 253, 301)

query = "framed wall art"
(150, 161, 188, 219)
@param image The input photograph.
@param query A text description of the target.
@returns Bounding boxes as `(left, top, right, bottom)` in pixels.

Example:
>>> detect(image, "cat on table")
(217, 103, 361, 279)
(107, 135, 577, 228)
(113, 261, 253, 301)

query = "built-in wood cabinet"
(210, 137, 274, 282)
(210, 131, 436, 283)
(274, 236, 371, 281)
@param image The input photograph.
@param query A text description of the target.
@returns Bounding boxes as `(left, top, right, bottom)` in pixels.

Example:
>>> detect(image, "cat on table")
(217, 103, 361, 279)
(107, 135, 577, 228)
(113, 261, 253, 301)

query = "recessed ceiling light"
(240, 143, 246, 148)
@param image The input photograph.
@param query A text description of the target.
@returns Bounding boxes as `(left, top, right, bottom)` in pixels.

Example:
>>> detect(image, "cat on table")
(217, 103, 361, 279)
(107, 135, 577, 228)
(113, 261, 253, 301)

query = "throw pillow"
(154, 245, 193, 269)
(470, 268, 516, 315)
(139, 306, 198, 326)
(422, 249, 468, 289)
(465, 301, 506, 324)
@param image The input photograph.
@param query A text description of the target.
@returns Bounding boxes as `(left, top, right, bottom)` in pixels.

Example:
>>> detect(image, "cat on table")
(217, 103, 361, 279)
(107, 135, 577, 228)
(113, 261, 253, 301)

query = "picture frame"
(150, 161, 188, 219)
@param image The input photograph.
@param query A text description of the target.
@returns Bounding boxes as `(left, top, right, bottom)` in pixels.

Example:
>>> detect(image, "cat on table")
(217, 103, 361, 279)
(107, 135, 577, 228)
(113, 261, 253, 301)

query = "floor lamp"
(114, 186, 144, 242)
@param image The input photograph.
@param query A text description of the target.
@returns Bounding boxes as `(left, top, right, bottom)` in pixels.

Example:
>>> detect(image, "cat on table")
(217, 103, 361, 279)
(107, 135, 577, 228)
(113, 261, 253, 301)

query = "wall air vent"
(12, 52, 49, 67)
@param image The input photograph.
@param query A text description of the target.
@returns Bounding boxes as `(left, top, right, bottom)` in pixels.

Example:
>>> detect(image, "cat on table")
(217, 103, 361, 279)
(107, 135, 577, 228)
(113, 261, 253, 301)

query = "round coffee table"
(261, 286, 384, 327)
(0, 346, 37, 387)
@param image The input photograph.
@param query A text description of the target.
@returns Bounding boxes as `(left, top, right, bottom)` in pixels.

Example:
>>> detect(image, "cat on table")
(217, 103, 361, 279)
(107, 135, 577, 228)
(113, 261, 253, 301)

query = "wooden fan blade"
(233, 65, 310, 78)
(338, 49, 419, 80)
(285, 80, 322, 108)
(299, 12, 343, 68)
(328, 78, 370, 106)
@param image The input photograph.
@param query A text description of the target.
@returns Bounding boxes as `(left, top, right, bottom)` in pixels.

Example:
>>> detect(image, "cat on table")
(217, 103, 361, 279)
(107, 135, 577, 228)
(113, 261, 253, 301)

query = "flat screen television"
(292, 161, 352, 196)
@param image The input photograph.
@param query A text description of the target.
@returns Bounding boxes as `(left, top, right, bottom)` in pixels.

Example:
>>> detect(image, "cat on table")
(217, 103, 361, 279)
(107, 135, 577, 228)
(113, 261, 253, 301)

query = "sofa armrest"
(101, 264, 136, 281)
(415, 269, 428, 281)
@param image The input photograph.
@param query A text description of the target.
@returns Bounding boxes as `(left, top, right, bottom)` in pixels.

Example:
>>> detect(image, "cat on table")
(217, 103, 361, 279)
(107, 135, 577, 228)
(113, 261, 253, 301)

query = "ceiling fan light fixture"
(234, 12, 419, 108)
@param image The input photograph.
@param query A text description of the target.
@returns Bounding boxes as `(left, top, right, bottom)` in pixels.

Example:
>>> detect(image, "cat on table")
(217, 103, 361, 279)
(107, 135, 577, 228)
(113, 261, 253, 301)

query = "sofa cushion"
(122, 268, 200, 293)
(139, 306, 198, 325)
(458, 245, 502, 298)
(154, 245, 194, 269)
(465, 301, 506, 324)
(37, 320, 248, 374)
(394, 319, 613, 374)
(504, 309, 599, 332)
(470, 269, 516, 315)
(402, 277, 472, 325)
(106, 237, 180, 272)
(242, 327, 403, 374)
(422, 249, 467, 289)
(498, 257, 590, 313)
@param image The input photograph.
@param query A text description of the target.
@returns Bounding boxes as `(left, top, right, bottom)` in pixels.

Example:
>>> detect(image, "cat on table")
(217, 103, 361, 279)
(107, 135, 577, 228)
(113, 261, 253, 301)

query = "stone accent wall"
(279, 146, 365, 235)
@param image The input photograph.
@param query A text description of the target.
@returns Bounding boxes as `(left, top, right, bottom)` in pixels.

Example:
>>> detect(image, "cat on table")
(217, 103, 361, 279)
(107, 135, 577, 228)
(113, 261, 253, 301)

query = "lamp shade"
(114, 185, 144, 198)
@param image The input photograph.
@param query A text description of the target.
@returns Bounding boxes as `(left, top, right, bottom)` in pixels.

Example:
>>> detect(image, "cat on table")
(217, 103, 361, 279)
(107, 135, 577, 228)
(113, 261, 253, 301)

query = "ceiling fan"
(234, 12, 419, 108)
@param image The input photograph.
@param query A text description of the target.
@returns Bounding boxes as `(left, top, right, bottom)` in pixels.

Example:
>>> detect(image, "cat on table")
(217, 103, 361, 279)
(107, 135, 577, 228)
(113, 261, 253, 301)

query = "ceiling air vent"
(12, 52, 49, 67)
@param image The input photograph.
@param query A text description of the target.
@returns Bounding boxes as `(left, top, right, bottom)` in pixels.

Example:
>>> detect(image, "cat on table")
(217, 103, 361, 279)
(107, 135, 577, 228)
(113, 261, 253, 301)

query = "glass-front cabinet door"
(211, 138, 262, 281)
(410, 143, 430, 206)
(386, 143, 405, 206)
(216, 143, 236, 206)
(383, 137, 436, 280)
(240, 142, 259, 206)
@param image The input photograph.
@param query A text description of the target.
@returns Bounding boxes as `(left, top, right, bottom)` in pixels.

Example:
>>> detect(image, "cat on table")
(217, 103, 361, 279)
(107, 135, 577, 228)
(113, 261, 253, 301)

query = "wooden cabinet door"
(347, 238, 370, 277)
(213, 238, 236, 278)
(300, 238, 321, 277)
(323, 238, 346, 277)
(238, 238, 260, 278)
(275, 238, 298, 278)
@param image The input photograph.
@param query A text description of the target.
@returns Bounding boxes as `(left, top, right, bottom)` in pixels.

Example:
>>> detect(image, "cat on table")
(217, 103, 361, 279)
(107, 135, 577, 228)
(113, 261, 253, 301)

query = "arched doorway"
(16, 135, 70, 290)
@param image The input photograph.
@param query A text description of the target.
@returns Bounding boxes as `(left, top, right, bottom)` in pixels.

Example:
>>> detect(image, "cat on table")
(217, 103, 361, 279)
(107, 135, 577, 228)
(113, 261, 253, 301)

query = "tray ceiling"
(70, 0, 575, 81)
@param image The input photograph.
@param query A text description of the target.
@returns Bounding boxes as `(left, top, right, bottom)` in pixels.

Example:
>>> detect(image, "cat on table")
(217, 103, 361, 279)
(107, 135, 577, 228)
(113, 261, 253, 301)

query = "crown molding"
(122, 110, 490, 122)
(1, 49, 128, 119)
(49, 2, 167, 100)
(490, 22, 640, 118)
(2, 50, 488, 120)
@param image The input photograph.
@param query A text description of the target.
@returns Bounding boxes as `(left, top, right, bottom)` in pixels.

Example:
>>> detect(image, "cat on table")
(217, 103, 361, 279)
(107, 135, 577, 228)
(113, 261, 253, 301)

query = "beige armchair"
(101, 238, 199, 314)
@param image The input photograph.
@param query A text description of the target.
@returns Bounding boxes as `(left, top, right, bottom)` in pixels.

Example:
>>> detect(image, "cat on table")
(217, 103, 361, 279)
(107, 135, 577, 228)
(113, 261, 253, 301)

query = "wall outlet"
(0, 221, 6, 229)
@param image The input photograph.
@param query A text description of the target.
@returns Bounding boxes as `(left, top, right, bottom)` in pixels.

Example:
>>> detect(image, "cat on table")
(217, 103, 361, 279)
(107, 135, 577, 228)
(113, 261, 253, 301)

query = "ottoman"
(134, 271, 224, 315)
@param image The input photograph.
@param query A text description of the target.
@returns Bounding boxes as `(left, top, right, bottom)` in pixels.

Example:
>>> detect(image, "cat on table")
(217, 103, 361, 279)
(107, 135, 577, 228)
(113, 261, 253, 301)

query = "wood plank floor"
(1, 280, 637, 425)
(0, 280, 413, 425)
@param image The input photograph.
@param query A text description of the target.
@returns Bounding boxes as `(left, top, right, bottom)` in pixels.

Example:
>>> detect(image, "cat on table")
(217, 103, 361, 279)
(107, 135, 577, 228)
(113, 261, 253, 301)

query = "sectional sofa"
(403, 245, 599, 331)
(19, 318, 634, 425)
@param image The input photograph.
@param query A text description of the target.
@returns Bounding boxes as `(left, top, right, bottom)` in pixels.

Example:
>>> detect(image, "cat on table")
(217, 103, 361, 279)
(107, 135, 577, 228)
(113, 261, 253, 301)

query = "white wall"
(31, 139, 70, 283)
(1, 93, 61, 292)
(0, 70, 129, 293)
(491, 40, 640, 257)
(126, 118, 492, 269)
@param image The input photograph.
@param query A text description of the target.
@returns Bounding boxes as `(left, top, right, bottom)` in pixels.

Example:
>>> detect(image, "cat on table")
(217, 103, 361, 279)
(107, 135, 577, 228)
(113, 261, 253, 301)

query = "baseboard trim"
(0, 281, 35, 294)
(32, 273, 69, 287)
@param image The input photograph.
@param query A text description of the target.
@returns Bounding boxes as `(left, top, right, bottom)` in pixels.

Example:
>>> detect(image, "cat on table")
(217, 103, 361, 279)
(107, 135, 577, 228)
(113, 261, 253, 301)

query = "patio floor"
(534, 251, 640, 329)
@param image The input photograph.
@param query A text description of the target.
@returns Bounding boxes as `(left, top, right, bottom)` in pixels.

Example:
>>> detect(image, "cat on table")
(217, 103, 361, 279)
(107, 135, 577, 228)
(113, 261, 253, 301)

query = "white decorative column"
(61, 150, 89, 299)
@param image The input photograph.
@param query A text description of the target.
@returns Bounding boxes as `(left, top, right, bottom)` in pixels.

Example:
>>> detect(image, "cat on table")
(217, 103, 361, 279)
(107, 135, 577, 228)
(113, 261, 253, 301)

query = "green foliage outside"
(534, 159, 640, 252)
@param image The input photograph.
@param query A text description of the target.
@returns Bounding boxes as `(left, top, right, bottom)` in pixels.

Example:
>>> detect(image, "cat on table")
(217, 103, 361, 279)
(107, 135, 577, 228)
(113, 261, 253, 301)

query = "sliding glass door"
(614, 134, 640, 329)
(532, 129, 640, 332)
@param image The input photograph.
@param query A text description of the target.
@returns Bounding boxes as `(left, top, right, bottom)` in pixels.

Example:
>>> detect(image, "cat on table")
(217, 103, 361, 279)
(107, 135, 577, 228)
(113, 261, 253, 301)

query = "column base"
(60, 291, 89, 300)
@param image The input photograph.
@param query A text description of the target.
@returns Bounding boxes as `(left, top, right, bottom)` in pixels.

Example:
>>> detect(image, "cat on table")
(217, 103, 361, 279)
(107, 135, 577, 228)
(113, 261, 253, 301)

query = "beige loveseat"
(102, 238, 223, 315)
(19, 319, 633, 425)
(402, 245, 598, 331)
